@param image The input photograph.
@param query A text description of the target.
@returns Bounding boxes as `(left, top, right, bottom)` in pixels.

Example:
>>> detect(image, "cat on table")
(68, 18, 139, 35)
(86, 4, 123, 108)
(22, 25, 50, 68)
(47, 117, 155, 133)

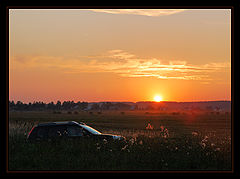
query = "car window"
(66, 126, 83, 136)
(80, 125, 101, 135)
(48, 126, 67, 138)
(36, 127, 48, 139)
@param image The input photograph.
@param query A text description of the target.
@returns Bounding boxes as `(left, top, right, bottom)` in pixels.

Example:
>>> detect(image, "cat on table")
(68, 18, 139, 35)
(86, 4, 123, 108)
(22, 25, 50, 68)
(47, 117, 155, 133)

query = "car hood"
(95, 133, 125, 140)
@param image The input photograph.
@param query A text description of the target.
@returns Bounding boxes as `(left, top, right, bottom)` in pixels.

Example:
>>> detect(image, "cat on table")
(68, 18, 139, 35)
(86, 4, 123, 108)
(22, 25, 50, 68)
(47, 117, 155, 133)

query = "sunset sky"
(9, 9, 231, 103)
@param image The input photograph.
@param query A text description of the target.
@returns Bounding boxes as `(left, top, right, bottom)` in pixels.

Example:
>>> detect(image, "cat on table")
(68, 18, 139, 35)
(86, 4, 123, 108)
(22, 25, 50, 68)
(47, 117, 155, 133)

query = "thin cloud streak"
(11, 50, 230, 81)
(96, 50, 230, 81)
(86, 9, 186, 17)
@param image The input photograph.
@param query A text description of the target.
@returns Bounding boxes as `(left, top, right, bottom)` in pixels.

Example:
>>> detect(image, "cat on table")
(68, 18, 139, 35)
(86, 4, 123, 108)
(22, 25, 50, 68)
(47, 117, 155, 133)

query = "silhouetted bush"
(172, 112, 180, 115)
(53, 111, 61, 114)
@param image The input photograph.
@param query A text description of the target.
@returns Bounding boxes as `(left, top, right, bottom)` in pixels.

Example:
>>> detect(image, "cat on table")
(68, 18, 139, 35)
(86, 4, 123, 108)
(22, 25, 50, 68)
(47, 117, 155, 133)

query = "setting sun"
(154, 95, 163, 102)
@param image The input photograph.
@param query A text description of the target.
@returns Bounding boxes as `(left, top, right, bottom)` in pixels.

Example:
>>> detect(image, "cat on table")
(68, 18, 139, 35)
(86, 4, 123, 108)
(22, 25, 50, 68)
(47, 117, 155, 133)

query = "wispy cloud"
(93, 50, 230, 81)
(11, 50, 230, 81)
(86, 9, 186, 17)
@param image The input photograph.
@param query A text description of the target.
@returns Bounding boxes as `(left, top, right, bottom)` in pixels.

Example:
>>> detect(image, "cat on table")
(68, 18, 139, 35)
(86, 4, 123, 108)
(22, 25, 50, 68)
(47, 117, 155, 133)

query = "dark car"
(27, 121, 125, 142)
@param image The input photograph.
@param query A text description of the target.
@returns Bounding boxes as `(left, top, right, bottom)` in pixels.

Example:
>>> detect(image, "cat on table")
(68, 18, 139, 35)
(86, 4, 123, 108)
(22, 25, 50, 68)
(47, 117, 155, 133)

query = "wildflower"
(97, 146, 101, 150)
(159, 125, 169, 138)
(146, 123, 154, 130)
(164, 128, 169, 137)
(201, 136, 208, 145)
(103, 139, 108, 144)
(200, 142, 206, 149)
(191, 131, 198, 136)
(129, 138, 136, 145)
(121, 145, 128, 151)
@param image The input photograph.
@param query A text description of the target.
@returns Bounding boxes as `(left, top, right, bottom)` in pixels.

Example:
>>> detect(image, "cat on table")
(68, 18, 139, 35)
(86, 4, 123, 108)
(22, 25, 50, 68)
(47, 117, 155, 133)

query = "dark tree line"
(9, 100, 88, 111)
(90, 102, 132, 110)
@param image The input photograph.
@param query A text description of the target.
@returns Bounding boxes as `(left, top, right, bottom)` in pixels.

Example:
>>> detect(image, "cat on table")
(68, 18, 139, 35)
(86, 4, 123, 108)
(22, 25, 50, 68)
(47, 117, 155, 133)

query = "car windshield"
(80, 125, 102, 135)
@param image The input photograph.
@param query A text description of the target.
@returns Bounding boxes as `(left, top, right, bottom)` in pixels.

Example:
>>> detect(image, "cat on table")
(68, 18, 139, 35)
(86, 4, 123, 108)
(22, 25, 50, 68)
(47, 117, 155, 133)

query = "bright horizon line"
(9, 99, 231, 104)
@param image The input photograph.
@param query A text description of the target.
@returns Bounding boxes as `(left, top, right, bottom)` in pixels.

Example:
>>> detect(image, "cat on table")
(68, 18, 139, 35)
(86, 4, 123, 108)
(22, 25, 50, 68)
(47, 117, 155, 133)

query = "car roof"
(37, 121, 85, 127)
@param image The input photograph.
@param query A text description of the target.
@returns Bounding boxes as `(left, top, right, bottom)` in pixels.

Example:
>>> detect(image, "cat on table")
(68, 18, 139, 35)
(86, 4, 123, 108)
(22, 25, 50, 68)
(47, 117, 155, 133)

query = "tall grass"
(8, 111, 231, 171)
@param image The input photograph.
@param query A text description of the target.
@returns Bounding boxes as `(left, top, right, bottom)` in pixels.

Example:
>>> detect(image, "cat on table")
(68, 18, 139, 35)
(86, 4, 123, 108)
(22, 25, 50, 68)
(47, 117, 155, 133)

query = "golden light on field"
(154, 95, 163, 102)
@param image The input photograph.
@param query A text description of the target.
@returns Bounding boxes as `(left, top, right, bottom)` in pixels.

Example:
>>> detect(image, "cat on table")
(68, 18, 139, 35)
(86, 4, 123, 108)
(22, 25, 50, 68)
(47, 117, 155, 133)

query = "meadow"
(8, 110, 232, 171)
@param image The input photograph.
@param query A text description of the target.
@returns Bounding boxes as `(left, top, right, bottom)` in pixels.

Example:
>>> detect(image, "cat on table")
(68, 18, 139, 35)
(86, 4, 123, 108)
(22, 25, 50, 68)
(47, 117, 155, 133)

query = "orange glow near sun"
(154, 95, 163, 102)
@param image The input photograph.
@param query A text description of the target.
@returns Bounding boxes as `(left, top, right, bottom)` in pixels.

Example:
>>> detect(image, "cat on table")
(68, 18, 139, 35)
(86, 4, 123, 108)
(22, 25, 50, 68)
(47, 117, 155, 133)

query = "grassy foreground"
(8, 110, 232, 171)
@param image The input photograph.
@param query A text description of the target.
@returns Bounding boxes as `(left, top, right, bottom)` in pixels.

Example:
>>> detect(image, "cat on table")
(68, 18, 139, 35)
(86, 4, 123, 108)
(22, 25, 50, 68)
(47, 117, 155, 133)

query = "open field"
(8, 110, 232, 171)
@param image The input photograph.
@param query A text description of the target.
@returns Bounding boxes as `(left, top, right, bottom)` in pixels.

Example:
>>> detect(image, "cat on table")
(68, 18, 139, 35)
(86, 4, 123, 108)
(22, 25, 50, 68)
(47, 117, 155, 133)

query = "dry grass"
(8, 110, 232, 171)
